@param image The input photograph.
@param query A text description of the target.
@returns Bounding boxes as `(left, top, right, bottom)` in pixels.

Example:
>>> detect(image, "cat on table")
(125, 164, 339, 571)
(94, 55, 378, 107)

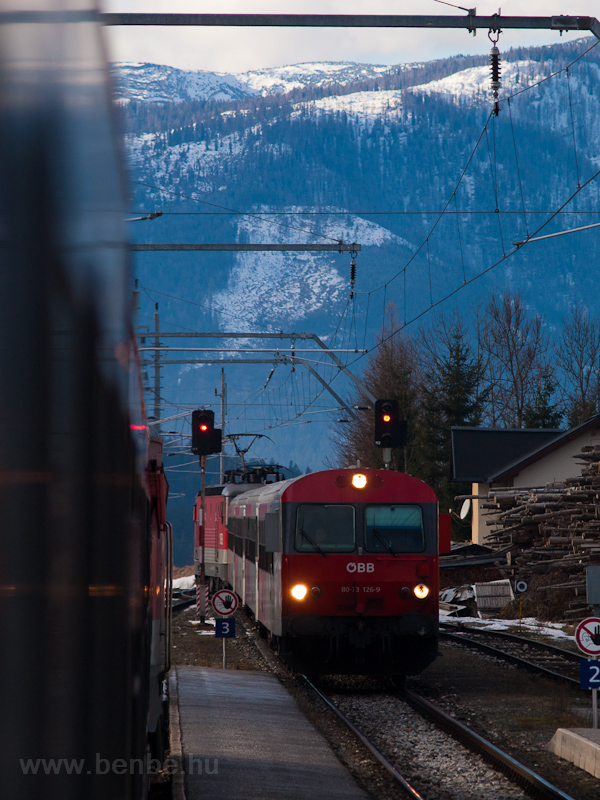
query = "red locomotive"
(223, 467, 442, 677)
(194, 466, 285, 592)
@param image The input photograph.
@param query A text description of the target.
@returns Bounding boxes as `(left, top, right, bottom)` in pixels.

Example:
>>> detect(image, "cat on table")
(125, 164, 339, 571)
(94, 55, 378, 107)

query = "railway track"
(305, 676, 577, 800)
(440, 624, 581, 687)
(172, 589, 196, 613)
(400, 687, 576, 800)
(303, 676, 425, 800)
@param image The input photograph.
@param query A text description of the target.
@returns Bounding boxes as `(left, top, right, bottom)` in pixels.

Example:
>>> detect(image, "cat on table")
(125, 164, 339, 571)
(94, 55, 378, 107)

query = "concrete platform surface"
(548, 727, 600, 779)
(175, 666, 370, 800)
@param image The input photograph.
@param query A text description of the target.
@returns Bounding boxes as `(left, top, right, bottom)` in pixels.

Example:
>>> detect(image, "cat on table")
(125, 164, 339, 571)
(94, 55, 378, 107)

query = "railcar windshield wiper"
(371, 527, 397, 557)
(298, 528, 327, 557)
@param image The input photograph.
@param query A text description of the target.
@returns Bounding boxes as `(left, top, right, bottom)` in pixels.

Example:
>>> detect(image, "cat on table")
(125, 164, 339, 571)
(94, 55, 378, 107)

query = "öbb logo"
(346, 563, 374, 573)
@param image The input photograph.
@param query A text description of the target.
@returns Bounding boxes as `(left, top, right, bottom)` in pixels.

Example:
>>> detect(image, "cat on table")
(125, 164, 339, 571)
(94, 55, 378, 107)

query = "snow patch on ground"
(173, 576, 195, 590)
(440, 612, 576, 642)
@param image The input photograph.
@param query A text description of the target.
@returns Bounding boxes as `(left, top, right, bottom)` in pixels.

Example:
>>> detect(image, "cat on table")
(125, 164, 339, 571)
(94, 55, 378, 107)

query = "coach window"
(364, 506, 424, 554)
(295, 505, 355, 553)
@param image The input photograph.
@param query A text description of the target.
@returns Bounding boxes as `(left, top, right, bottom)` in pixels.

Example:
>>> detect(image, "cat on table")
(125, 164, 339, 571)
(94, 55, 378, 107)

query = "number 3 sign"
(215, 618, 236, 638)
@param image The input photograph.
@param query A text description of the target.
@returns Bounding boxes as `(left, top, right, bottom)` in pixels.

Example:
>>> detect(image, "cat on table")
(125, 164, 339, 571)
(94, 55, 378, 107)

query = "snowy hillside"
(212, 215, 412, 331)
(122, 37, 600, 563)
(411, 59, 549, 102)
(112, 60, 408, 104)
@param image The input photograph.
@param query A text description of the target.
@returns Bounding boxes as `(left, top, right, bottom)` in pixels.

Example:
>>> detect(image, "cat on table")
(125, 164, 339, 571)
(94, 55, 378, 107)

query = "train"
(0, 5, 172, 799)
(197, 466, 450, 677)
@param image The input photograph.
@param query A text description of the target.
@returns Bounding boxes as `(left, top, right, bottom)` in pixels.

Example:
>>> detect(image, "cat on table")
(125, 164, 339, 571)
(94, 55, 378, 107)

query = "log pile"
(465, 445, 600, 618)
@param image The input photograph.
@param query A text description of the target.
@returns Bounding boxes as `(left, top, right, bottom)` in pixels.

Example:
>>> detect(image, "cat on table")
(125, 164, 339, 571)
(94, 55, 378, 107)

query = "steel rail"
(441, 623, 581, 662)
(402, 687, 577, 800)
(302, 676, 427, 800)
(440, 631, 579, 687)
(172, 591, 197, 613)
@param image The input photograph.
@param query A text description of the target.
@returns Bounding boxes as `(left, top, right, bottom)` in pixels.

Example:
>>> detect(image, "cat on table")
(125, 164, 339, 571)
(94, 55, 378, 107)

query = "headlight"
(351, 473, 367, 489)
(414, 584, 430, 599)
(291, 584, 308, 600)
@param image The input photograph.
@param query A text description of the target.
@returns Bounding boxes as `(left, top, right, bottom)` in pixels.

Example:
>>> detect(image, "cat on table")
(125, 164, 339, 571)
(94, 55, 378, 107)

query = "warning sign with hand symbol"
(212, 589, 238, 617)
(576, 618, 600, 656)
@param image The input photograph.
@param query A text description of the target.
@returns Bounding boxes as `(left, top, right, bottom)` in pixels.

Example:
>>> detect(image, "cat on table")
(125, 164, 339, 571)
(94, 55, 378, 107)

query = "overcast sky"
(102, 1, 600, 73)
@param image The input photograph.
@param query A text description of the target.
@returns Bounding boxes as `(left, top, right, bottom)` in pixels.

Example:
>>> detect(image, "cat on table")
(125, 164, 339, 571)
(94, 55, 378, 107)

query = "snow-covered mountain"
(123, 37, 600, 528)
(112, 60, 411, 104)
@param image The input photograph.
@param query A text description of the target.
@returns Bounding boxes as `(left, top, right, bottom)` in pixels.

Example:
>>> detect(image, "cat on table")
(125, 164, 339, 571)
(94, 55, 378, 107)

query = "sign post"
(212, 590, 238, 669)
(575, 617, 600, 729)
(587, 565, 600, 618)
(515, 580, 528, 628)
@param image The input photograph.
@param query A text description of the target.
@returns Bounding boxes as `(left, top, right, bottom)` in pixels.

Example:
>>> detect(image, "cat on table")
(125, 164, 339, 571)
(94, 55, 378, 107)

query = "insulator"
(350, 257, 356, 284)
(490, 46, 501, 94)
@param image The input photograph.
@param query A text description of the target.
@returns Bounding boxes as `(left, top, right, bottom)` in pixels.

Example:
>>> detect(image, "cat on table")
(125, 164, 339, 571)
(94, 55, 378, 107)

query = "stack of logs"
(473, 445, 600, 617)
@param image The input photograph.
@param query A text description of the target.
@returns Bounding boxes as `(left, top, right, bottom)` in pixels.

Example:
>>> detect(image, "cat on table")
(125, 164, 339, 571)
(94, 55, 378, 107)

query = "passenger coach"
(226, 467, 441, 677)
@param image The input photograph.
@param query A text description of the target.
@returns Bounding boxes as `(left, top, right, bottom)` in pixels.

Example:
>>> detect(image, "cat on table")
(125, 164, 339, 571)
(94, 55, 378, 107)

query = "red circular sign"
(575, 617, 600, 656)
(211, 589, 238, 617)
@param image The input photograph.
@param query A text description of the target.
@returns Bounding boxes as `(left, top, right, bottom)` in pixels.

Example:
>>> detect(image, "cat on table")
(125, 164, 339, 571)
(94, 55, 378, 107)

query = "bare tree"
(478, 292, 550, 428)
(331, 304, 421, 470)
(555, 306, 600, 426)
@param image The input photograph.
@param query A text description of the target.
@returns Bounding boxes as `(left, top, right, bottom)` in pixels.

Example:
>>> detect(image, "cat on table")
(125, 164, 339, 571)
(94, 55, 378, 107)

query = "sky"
(102, 1, 600, 73)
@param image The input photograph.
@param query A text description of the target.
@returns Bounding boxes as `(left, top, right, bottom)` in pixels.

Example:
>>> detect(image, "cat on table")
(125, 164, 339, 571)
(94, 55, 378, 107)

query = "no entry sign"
(575, 617, 600, 657)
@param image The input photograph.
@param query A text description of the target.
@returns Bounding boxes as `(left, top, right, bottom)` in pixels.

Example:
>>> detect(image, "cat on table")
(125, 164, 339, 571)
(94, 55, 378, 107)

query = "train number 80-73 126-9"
(341, 586, 381, 593)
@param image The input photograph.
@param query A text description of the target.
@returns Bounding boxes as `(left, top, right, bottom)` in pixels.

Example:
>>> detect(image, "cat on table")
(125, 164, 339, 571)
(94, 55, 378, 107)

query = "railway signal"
(374, 399, 407, 449)
(191, 409, 222, 455)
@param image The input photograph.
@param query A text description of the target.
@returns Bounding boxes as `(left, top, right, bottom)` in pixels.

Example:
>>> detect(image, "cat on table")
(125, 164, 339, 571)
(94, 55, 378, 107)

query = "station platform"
(548, 728, 600, 779)
(170, 666, 369, 800)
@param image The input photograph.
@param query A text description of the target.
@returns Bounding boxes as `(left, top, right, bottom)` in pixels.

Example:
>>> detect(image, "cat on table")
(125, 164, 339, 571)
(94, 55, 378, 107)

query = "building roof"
(490, 413, 600, 483)
(451, 426, 562, 482)
(452, 414, 600, 485)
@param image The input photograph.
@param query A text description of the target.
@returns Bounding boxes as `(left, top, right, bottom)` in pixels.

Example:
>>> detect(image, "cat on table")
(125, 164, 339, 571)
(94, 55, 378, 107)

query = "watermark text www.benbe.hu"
(20, 754, 218, 775)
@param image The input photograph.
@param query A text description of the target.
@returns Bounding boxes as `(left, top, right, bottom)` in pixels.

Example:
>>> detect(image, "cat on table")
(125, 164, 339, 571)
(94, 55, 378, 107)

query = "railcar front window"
(365, 506, 424, 554)
(295, 505, 355, 553)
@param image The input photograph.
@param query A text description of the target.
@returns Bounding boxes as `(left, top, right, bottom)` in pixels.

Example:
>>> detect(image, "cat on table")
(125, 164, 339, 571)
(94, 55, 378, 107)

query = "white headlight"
(351, 473, 367, 489)
(291, 584, 308, 600)
(413, 584, 430, 599)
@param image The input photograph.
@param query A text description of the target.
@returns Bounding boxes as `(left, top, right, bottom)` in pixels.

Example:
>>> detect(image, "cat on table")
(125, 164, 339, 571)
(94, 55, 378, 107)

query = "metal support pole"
(199, 454, 207, 622)
(153, 304, 161, 436)
(310, 334, 377, 404)
(593, 687, 598, 729)
(130, 243, 361, 252)
(100, 14, 600, 43)
(223, 634, 227, 669)
(383, 447, 392, 470)
(295, 359, 358, 421)
(220, 369, 226, 484)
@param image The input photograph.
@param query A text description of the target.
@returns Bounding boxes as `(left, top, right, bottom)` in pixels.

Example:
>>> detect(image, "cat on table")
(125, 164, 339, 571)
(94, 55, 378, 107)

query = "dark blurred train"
(0, 4, 171, 799)
(199, 467, 450, 677)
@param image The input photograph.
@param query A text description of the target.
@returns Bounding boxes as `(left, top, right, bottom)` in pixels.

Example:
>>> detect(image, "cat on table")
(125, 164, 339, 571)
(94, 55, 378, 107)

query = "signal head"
(374, 399, 407, 449)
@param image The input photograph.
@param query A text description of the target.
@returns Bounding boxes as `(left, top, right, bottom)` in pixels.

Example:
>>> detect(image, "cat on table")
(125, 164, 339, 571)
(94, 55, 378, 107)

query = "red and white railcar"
(226, 467, 441, 677)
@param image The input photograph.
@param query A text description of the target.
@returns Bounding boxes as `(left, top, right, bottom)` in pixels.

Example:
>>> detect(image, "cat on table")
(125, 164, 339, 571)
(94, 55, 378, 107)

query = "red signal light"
(383, 414, 391, 422)
(200, 424, 208, 431)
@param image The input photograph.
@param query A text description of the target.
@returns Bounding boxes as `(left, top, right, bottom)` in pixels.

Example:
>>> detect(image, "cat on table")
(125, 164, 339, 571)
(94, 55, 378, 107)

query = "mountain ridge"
(123, 36, 600, 531)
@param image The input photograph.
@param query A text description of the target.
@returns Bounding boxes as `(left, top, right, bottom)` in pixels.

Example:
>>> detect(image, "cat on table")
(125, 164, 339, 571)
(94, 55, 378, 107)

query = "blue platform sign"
(215, 618, 236, 639)
(580, 659, 600, 689)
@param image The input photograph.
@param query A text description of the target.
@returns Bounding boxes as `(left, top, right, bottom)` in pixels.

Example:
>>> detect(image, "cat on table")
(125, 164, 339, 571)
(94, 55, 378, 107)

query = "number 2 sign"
(580, 659, 600, 690)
